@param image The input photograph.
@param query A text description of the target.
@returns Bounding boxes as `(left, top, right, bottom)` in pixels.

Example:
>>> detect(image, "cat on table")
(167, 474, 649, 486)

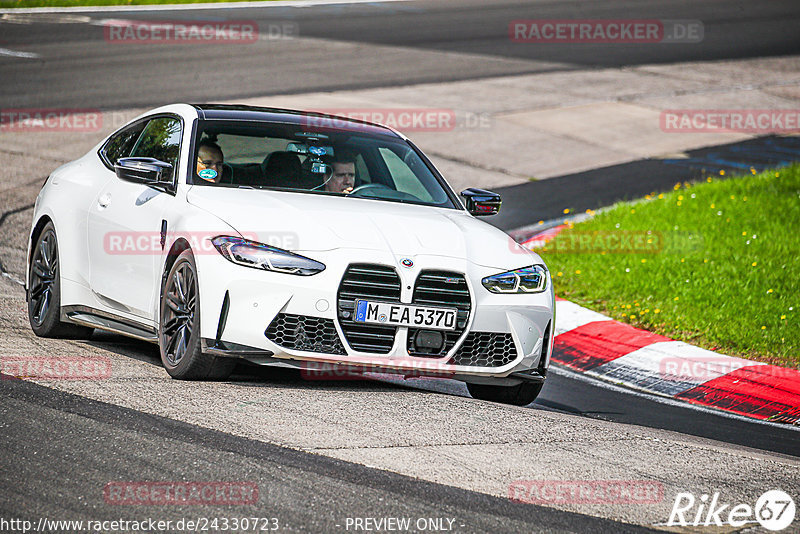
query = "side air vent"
(337, 264, 401, 353)
(407, 271, 471, 357)
(539, 321, 551, 374)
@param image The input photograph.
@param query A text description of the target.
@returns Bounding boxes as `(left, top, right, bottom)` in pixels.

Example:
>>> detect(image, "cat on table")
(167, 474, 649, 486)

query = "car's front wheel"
(159, 249, 235, 380)
(28, 222, 93, 339)
(467, 381, 544, 406)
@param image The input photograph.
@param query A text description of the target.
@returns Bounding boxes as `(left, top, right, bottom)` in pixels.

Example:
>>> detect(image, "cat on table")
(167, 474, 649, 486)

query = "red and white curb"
(552, 298, 800, 424)
(512, 222, 800, 424)
(519, 224, 567, 249)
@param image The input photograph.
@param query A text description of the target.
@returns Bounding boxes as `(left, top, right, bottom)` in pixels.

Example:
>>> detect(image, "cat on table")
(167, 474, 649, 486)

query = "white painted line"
(1, 13, 91, 23)
(1, 271, 25, 286)
(0, 0, 408, 14)
(0, 47, 40, 58)
(554, 299, 611, 335)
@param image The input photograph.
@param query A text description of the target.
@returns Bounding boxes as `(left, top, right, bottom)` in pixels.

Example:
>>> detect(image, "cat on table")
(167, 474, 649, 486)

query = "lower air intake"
(265, 313, 346, 355)
(451, 332, 517, 367)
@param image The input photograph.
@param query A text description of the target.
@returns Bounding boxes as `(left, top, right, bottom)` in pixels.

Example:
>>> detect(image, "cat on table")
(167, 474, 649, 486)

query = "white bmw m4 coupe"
(27, 104, 554, 405)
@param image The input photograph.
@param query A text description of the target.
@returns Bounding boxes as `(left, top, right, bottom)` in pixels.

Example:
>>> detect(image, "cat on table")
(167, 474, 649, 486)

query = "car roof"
(191, 104, 402, 138)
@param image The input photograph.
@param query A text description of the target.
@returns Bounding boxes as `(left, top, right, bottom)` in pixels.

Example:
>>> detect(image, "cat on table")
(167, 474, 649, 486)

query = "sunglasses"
(199, 159, 223, 168)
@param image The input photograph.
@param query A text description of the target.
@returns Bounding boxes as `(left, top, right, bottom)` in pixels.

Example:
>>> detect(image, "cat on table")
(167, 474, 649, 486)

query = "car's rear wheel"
(28, 222, 93, 339)
(159, 249, 235, 380)
(467, 381, 544, 406)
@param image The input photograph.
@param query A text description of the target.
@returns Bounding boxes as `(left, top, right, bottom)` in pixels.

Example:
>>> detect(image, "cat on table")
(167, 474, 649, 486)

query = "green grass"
(542, 165, 800, 368)
(0, 0, 277, 7)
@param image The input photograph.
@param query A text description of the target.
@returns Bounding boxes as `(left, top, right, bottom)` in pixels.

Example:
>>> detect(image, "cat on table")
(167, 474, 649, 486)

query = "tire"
(159, 249, 234, 380)
(28, 222, 93, 339)
(467, 381, 544, 406)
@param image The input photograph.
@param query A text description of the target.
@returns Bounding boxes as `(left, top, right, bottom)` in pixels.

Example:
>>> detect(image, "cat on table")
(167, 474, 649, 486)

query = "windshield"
(190, 119, 457, 209)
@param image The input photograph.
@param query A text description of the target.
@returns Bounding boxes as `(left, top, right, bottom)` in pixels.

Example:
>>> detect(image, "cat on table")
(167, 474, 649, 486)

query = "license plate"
(354, 300, 457, 331)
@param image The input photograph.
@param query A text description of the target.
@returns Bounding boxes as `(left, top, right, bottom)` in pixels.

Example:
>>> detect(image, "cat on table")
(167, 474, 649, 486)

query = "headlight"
(482, 265, 547, 293)
(211, 236, 325, 276)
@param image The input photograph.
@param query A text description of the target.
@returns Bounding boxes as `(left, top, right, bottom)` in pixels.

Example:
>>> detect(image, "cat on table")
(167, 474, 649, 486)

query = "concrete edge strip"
(0, 0, 407, 14)
(513, 225, 800, 425)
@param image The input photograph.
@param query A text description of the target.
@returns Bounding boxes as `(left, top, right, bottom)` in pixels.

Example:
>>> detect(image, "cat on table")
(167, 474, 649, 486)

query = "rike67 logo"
(667, 489, 795, 531)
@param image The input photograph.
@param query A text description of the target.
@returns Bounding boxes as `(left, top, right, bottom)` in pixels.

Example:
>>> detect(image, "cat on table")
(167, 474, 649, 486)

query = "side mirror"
(460, 188, 502, 216)
(115, 157, 173, 186)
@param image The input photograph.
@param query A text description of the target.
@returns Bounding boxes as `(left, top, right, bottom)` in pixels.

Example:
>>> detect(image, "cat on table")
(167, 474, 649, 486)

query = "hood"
(186, 187, 542, 270)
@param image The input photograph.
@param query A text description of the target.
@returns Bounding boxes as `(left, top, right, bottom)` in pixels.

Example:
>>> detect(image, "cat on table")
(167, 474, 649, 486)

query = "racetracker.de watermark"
(540, 230, 664, 254)
(513, 230, 703, 255)
(509, 480, 664, 505)
(103, 482, 258, 506)
(103, 231, 297, 255)
(103, 19, 297, 44)
(659, 357, 797, 382)
(0, 109, 103, 133)
(1, 356, 112, 380)
(660, 109, 800, 133)
(300, 360, 457, 381)
(302, 109, 462, 132)
(510, 19, 703, 43)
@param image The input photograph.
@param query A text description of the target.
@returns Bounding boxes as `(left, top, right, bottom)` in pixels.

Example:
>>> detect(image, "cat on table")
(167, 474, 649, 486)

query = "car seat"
(259, 151, 303, 188)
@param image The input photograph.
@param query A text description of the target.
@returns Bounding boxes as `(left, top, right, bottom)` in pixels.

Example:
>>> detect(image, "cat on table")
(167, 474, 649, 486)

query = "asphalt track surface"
(1, 376, 654, 533)
(1, 0, 800, 109)
(2, 0, 800, 531)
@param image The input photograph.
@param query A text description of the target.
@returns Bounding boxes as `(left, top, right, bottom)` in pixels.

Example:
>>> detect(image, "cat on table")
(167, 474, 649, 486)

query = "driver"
(323, 153, 356, 194)
(196, 139, 224, 183)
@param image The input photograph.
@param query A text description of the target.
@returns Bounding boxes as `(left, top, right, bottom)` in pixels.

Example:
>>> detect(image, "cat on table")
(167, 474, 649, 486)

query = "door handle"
(98, 193, 111, 208)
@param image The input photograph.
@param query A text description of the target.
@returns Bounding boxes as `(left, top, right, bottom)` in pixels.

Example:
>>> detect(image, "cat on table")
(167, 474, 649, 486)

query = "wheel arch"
(27, 215, 54, 297)
(161, 238, 192, 289)
(155, 237, 193, 325)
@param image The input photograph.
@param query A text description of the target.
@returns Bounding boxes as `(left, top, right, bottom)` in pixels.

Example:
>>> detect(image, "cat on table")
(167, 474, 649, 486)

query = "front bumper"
(195, 248, 554, 379)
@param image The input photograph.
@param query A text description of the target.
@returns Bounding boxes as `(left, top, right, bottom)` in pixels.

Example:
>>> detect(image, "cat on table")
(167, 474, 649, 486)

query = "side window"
(130, 117, 182, 171)
(100, 121, 147, 167)
(378, 147, 433, 202)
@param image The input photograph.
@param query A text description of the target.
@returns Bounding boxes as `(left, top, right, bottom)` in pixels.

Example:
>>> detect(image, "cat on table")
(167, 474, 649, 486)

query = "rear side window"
(100, 120, 147, 168)
(130, 117, 182, 170)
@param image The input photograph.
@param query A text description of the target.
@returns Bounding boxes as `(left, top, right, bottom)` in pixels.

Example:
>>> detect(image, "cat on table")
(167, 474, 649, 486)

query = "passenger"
(323, 153, 357, 194)
(196, 139, 225, 183)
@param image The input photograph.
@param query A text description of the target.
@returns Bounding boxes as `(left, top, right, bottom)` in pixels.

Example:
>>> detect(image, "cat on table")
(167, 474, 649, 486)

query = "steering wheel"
(348, 182, 420, 202)
(348, 183, 392, 196)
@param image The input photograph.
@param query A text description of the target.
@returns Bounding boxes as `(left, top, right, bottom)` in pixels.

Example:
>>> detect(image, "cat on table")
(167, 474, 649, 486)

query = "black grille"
(451, 332, 517, 367)
(265, 314, 346, 355)
(337, 264, 401, 353)
(407, 271, 471, 357)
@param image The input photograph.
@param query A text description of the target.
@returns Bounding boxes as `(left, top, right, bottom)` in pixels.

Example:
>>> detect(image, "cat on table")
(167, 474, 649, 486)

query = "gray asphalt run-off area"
(2, 2, 800, 530)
